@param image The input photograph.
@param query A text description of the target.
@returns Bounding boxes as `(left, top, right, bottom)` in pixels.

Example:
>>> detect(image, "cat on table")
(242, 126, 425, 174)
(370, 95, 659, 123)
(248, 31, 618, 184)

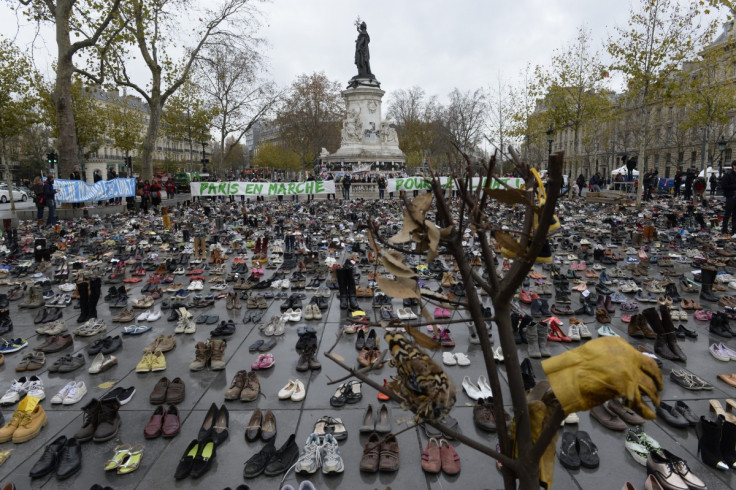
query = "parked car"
(0, 184, 29, 203)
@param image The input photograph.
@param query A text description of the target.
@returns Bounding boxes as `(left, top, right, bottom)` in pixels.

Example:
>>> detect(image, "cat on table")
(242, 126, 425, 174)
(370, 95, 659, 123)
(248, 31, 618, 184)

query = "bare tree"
(106, 0, 263, 180)
(443, 88, 487, 160)
(486, 73, 515, 173)
(197, 43, 279, 176)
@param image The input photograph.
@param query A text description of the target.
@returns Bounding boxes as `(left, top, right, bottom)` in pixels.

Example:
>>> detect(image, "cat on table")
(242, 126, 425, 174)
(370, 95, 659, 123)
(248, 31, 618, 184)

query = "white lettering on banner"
(386, 177, 523, 193)
(189, 181, 336, 197)
(54, 178, 136, 203)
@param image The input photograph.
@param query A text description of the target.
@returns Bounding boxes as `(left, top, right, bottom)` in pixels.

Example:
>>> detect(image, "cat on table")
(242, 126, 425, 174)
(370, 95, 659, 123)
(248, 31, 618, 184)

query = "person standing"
(326, 173, 335, 201)
(684, 168, 695, 200)
(151, 179, 162, 213)
(377, 175, 386, 199)
(43, 176, 57, 227)
(93, 169, 104, 206)
(721, 160, 736, 236)
(32, 176, 45, 226)
(342, 174, 351, 200)
(673, 168, 683, 198)
(576, 174, 585, 197)
(709, 172, 718, 197)
(107, 167, 117, 204)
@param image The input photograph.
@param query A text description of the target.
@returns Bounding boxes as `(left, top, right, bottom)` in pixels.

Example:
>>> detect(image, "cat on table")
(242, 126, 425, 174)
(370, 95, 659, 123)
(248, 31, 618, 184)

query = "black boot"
(182, 229, 190, 243)
(345, 267, 359, 311)
(659, 305, 686, 362)
(665, 283, 681, 302)
(721, 418, 736, 469)
(700, 266, 718, 302)
(0, 308, 12, 335)
(104, 286, 118, 303)
(88, 278, 101, 319)
(642, 307, 678, 361)
(337, 268, 349, 310)
(116, 285, 128, 307)
(696, 416, 729, 470)
(76, 281, 90, 323)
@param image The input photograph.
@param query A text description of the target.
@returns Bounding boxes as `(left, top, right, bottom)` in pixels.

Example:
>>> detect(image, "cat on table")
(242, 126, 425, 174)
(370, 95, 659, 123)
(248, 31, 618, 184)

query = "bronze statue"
(354, 21, 373, 79)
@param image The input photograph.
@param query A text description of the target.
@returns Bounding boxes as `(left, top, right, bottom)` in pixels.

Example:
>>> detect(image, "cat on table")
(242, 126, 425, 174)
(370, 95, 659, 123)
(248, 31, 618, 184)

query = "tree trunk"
(636, 102, 649, 208)
(54, 1, 79, 180)
(141, 92, 162, 181)
(2, 138, 15, 212)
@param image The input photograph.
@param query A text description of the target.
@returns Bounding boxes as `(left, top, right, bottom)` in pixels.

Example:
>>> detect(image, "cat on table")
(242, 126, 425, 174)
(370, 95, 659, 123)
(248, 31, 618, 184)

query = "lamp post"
(718, 135, 727, 178)
(545, 126, 554, 171)
(200, 140, 209, 175)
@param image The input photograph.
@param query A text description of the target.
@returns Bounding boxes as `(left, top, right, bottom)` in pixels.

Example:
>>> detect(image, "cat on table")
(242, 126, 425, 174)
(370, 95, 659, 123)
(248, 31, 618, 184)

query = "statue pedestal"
(322, 77, 405, 173)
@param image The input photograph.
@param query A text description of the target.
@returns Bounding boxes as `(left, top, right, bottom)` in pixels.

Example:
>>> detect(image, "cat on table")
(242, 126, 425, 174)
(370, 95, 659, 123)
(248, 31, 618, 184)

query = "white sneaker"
(136, 310, 150, 321)
(1, 377, 28, 405)
(577, 323, 592, 339)
(321, 433, 345, 474)
(24, 375, 45, 401)
(63, 381, 87, 405)
(567, 324, 581, 341)
(147, 309, 161, 321)
(51, 382, 75, 404)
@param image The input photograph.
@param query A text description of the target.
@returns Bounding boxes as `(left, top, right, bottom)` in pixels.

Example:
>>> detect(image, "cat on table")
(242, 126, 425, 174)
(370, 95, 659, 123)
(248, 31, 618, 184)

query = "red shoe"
(378, 379, 391, 401)
(519, 290, 531, 304)
(548, 321, 571, 342)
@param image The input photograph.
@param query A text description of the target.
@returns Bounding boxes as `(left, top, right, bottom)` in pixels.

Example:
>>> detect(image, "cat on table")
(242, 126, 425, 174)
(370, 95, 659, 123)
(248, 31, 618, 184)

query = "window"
(678, 152, 684, 164)
(691, 151, 697, 165)
(726, 149, 732, 163)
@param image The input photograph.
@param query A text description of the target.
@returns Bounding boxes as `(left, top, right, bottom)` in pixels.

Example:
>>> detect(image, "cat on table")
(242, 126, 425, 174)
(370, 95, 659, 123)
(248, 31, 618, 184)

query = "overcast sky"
(1, 0, 723, 103)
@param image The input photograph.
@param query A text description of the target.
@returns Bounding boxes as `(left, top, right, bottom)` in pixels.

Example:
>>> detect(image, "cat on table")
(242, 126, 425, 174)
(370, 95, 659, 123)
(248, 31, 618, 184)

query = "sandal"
(117, 445, 144, 475)
(104, 444, 132, 471)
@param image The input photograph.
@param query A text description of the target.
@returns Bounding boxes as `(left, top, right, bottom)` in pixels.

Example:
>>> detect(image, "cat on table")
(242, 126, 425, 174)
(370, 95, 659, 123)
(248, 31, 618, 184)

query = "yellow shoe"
(0, 410, 22, 443)
(150, 350, 166, 372)
(135, 353, 153, 373)
(12, 405, 47, 443)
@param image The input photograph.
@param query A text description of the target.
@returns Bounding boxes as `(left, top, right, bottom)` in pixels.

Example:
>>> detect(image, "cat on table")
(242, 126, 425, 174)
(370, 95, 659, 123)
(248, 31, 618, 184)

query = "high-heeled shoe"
(211, 404, 229, 446)
(197, 403, 218, 441)
(695, 416, 729, 470)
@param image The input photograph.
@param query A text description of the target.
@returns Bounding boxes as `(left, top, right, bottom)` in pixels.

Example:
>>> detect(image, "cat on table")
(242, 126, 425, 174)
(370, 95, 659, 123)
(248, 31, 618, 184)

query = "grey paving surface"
(0, 221, 734, 490)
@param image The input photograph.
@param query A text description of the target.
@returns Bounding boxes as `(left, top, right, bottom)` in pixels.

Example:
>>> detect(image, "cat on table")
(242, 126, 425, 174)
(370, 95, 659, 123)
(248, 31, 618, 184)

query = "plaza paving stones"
(0, 197, 735, 490)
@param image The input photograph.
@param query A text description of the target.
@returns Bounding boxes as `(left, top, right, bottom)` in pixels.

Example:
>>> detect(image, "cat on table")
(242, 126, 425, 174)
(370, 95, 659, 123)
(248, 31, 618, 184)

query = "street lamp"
(718, 135, 727, 177)
(200, 140, 209, 175)
(545, 126, 554, 170)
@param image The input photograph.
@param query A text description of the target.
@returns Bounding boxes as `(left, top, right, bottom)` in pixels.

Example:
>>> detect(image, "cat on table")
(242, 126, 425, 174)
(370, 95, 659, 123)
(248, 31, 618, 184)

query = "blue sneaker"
(0, 338, 28, 354)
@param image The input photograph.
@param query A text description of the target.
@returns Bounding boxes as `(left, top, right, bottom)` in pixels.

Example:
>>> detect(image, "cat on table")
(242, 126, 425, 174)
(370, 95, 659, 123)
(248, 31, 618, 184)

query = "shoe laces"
(322, 438, 341, 467)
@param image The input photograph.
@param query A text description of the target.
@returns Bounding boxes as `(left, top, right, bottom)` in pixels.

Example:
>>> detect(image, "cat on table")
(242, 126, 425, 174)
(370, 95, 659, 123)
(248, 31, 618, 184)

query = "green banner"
(387, 177, 523, 193)
(190, 180, 336, 197)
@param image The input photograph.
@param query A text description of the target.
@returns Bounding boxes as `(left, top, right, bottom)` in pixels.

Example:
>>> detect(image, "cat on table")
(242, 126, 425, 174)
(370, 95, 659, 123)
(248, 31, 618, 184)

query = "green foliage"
(252, 141, 300, 170)
(386, 87, 445, 168)
(275, 72, 343, 167)
(162, 80, 217, 151)
(0, 37, 40, 145)
(104, 91, 146, 155)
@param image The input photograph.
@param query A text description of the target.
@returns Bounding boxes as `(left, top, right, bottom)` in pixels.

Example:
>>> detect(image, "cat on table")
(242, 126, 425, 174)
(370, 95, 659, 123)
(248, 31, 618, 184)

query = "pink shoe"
(439, 328, 455, 347)
(434, 307, 443, 319)
(693, 310, 711, 321)
(442, 308, 451, 318)
(251, 353, 275, 370)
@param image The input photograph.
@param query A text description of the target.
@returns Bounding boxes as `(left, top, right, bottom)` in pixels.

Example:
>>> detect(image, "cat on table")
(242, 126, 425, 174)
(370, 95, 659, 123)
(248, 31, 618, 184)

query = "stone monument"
(322, 19, 406, 173)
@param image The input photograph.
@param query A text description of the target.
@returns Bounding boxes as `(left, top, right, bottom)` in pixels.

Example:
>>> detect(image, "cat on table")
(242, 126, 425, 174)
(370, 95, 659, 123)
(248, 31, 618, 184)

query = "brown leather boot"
(628, 314, 645, 338)
(210, 339, 226, 370)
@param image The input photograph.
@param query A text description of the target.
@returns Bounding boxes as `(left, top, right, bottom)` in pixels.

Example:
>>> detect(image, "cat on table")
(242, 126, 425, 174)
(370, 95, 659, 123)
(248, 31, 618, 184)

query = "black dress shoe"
(656, 401, 690, 428)
(245, 408, 262, 442)
(190, 437, 216, 479)
(211, 404, 229, 446)
(243, 439, 276, 479)
(174, 439, 199, 480)
(355, 329, 366, 350)
(674, 400, 699, 426)
(264, 433, 299, 476)
(198, 403, 218, 441)
(30, 435, 68, 478)
(87, 337, 109, 355)
(521, 358, 536, 391)
(56, 437, 82, 479)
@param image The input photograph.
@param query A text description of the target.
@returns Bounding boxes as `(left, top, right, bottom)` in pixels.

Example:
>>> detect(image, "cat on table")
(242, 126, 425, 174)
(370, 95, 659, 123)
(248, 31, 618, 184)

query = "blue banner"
(54, 178, 136, 203)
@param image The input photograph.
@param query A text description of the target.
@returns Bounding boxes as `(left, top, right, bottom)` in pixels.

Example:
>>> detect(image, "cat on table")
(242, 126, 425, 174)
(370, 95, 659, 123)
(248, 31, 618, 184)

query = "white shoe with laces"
(24, 375, 45, 401)
(63, 381, 87, 405)
(577, 322, 592, 339)
(295, 433, 322, 474)
(51, 382, 74, 404)
(321, 433, 344, 474)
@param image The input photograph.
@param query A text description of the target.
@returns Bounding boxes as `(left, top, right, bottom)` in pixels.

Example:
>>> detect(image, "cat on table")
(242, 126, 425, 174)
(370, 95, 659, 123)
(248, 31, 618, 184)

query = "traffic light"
(47, 152, 57, 167)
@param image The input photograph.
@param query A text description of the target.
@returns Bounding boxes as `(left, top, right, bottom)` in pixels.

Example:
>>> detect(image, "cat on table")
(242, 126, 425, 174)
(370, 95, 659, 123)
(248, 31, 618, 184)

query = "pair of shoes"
(135, 350, 166, 372)
(15, 352, 45, 372)
(174, 437, 217, 479)
(360, 432, 400, 472)
(50, 381, 87, 405)
(197, 403, 229, 445)
(461, 375, 493, 400)
(245, 408, 276, 442)
(278, 379, 305, 401)
(360, 404, 391, 433)
(101, 386, 136, 406)
(558, 431, 600, 469)
(648, 448, 706, 489)
(1, 376, 45, 405)
(329, 380, 362, 407)
(294, 433, 345, 475)
(189, 339, 226, 371)
(420, 437, 461, 475)
(143, 334, 176, 352)
(224, 370, 260, 401)
(243, 433, 299, 478)
(103, 443, 144, 475)
(29, 435, 82, 479)
(0, 398, 47, 443)
(88, 352, 117, 374)
(144, 405, 180, 438)
(149, 377, 185, 405)
(473, 397, 509, 432)
(87, 335, 122, 355)
(72, 398, 120, 443)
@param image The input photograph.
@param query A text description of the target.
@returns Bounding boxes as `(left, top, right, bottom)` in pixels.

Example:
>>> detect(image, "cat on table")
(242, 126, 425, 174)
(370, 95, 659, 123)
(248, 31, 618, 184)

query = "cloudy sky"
(1, 0, 723, 102)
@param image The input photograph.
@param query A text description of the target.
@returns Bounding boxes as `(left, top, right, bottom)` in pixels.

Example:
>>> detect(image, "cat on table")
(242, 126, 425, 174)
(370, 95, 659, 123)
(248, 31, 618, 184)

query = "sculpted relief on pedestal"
(341, 107, 363, 143)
